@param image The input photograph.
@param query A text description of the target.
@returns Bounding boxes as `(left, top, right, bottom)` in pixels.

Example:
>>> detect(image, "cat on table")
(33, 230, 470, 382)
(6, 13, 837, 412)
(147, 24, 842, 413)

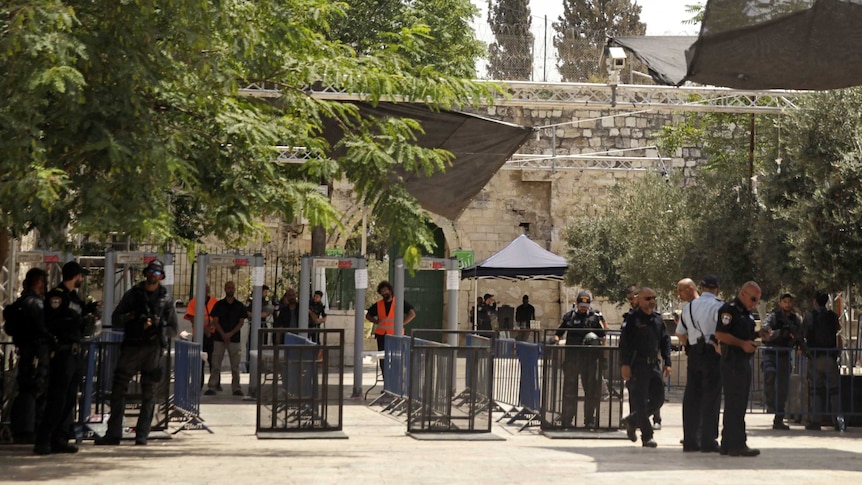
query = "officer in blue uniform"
(714, 281, 761, 457)
(554, 291, 606, 428)
(619, 287, 671, 448)
(34, 261, 89, 455)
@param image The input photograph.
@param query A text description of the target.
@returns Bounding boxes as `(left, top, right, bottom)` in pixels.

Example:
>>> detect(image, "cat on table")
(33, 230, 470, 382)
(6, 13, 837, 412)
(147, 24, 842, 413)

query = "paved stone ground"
(1, 366, 861, 484)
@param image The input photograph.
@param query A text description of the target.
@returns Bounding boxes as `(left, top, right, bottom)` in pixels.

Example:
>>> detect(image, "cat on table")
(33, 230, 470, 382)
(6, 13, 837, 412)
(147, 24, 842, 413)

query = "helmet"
(583, 332, 600, 346)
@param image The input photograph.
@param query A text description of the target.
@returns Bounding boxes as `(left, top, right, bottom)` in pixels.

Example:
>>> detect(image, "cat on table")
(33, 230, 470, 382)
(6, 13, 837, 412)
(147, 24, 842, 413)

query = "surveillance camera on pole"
(605, 46, 627, 86)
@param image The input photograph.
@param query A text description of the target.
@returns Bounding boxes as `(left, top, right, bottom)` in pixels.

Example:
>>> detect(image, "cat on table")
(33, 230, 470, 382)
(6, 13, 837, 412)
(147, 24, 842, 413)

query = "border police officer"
(95, 259, 177, 446)
(9, 268, 51, 444)
(619, 287, 671, 447)
(715, 281, 761, 457)
(35, 261, 89, 455)
(554, 291, 606, 428)
(759, 292, 802, 430)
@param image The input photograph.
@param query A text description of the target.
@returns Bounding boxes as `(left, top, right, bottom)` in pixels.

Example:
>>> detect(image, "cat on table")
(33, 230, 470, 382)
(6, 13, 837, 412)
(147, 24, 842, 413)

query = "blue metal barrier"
(80, 331, 124, 425)
(170, 339, 209, 433)
(516, 341, 542, 413)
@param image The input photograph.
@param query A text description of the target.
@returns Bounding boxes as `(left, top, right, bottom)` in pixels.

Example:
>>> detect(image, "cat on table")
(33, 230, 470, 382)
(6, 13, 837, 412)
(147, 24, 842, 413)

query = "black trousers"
(105, 344, 163, 440)
(624, 363, 664, 441)
(36, 347, 83, 447)
(11, 343, 50, 439)
(561, 350, 602, 427)
(375, 333, 387, 378)
(720, 357, 751, 450)
(682, 346, 721, 449)
(762, 348, 791, 420)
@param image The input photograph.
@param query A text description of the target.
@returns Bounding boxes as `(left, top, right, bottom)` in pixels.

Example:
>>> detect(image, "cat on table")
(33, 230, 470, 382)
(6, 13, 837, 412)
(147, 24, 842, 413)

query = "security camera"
(606, 46, 627, 71)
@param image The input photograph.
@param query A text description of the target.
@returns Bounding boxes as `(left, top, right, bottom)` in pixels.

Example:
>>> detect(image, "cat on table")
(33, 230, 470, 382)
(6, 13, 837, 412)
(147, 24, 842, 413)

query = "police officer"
(715, 281, 761, 457)
(677, 275, 723, 453)
(619, 287, 671, 448)
(35, 261, 89, 455)
(95, 259, 178, 446)
(9, 268, 51, 444)
(759, 292, 802, 430)
(802, 292, 844, 432)
(554, 291, 606, 428)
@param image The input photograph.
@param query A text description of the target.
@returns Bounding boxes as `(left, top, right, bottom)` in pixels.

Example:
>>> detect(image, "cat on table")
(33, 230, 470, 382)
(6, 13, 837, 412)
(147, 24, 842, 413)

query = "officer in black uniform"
(619, 287, 671, 448)
(96, 259, 177, 446)
(715, 281, 761, 457)
(554, 291, 606, 428)
(35, 261, 89, 455)
(759, 292, 802, 430)
(9, 268, 51, 444)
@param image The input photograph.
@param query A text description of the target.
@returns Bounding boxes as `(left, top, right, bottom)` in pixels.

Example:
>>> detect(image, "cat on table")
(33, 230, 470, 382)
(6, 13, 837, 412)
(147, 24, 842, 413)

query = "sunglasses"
(146, 269, 163, 276)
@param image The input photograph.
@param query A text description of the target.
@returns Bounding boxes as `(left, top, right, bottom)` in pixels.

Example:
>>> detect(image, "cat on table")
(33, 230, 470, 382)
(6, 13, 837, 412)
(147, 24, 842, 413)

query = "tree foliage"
(486, 0, 534, 80)
(0, 0, 494, 254)
(553, 0, 645, 82)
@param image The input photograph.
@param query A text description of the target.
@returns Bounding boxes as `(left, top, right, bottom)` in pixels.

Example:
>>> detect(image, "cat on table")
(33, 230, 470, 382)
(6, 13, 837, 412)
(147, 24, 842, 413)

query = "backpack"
(2, 297, 28, 339)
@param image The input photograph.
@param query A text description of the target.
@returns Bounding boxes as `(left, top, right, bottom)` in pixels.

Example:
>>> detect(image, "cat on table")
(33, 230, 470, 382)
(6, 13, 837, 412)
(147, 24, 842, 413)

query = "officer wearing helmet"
(95, 259, 177, 446)
(554, 291, 607, 428)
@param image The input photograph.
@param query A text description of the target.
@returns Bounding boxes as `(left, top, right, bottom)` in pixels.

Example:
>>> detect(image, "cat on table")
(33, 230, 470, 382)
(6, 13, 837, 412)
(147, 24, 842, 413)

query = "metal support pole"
(299, 256, 311, 331)
(352, 258, 367, 398)
(194, 254, 207, 346)
(102, 250, 116, 328)
(446, 258, 459, 347)
(394, 258, 405, 337)
(163, 253, 174, 301)
(249, 253, 264, 397)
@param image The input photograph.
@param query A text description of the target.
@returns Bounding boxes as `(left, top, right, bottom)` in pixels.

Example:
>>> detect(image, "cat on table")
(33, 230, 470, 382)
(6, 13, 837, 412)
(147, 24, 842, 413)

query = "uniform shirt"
(761, 309, 802, 348)
(555, 309, 606, 345)
(309, 299, 327, 327)
(211, 298, 247, 343)
(273, 303, 299, 329)
(676, 291, 723, 344)
(44, 285, 85, 345)
(11, 290, 51, 346)
(619, 309, 671, 368)
(113, 281, 179, 346)
(715, 297, 756, 362)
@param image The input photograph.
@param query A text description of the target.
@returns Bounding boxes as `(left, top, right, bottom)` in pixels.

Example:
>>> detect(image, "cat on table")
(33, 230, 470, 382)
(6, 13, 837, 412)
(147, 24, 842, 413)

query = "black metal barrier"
(255, 328, 344, 436)
(407, 330, 494, 434)
(541, 330, 624, 431)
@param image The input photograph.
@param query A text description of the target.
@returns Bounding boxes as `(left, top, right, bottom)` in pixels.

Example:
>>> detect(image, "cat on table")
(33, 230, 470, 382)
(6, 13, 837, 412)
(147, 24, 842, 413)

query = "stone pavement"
(1, 366, 861, 484)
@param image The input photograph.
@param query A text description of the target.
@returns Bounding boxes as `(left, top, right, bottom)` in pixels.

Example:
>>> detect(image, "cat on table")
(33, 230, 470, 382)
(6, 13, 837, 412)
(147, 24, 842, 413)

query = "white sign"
(116, 253, 145, 265)
(163, 264, 175, 286)
(16, 252, 46, 264)
(312, 258, 341, 269)
(208, 255, 236, 266)
(355, 269, 368, 290)
(419, 259, 446, 270)
(252, 266, 265, 286)
(446, 270, 460, 290)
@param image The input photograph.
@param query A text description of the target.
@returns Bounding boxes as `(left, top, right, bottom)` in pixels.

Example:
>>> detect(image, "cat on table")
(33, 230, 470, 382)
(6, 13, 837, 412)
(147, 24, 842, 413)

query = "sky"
(469, 0, 702, 80)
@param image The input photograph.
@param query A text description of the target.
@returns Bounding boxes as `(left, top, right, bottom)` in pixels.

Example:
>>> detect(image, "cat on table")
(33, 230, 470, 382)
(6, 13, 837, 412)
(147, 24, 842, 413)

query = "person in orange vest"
(184, 284, 218, 389)
(365, 280, 416, 377)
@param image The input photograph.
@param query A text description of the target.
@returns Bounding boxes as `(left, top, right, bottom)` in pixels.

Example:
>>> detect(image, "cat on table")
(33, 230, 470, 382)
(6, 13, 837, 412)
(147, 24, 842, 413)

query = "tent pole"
(473, 277, 478, 332)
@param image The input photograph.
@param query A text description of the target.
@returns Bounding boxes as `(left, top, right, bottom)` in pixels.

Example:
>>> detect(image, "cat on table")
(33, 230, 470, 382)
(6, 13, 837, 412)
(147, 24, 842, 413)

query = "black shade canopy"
(613, 0, 862, 91)
(324, 102, 533, 220)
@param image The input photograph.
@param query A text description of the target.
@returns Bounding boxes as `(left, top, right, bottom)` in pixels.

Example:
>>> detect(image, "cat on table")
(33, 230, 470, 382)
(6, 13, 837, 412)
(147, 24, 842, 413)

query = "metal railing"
(255, 328, 344, 435)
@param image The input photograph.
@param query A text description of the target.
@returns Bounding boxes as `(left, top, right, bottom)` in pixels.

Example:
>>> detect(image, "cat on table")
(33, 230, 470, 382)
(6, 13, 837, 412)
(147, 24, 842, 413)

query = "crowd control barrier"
(169, 339, 209, 433)
(255, 328, 344, 436)
(79, 331, 173, 440)
(755, 346, 862, 428)
(541, 329, 624, 432)
(407, 330, 493, 434)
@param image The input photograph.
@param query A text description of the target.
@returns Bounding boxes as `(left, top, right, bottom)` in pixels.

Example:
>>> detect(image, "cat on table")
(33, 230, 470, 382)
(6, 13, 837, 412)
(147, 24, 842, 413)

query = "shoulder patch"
(720, 312, 733, 326)
(50, 296, 63, 310)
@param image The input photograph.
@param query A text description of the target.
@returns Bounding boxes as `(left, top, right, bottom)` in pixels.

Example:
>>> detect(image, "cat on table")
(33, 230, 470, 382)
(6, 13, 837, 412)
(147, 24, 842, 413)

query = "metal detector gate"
(191, 253, 266, 397)
(297, 256, 367, 398)
(81, 250, 175, 440)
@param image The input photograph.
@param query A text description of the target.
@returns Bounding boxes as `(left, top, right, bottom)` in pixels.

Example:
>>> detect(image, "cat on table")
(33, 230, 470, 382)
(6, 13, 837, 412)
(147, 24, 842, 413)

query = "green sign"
(325, 248, 344, 257)
(453, 250, 474, 269)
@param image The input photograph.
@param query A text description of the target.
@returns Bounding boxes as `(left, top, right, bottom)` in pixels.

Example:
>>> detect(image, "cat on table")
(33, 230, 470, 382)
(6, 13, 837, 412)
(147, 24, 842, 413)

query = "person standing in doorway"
(206, 281, 247, 397)
(185, 284, 218, 389)
(365, 281, 416, 377)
